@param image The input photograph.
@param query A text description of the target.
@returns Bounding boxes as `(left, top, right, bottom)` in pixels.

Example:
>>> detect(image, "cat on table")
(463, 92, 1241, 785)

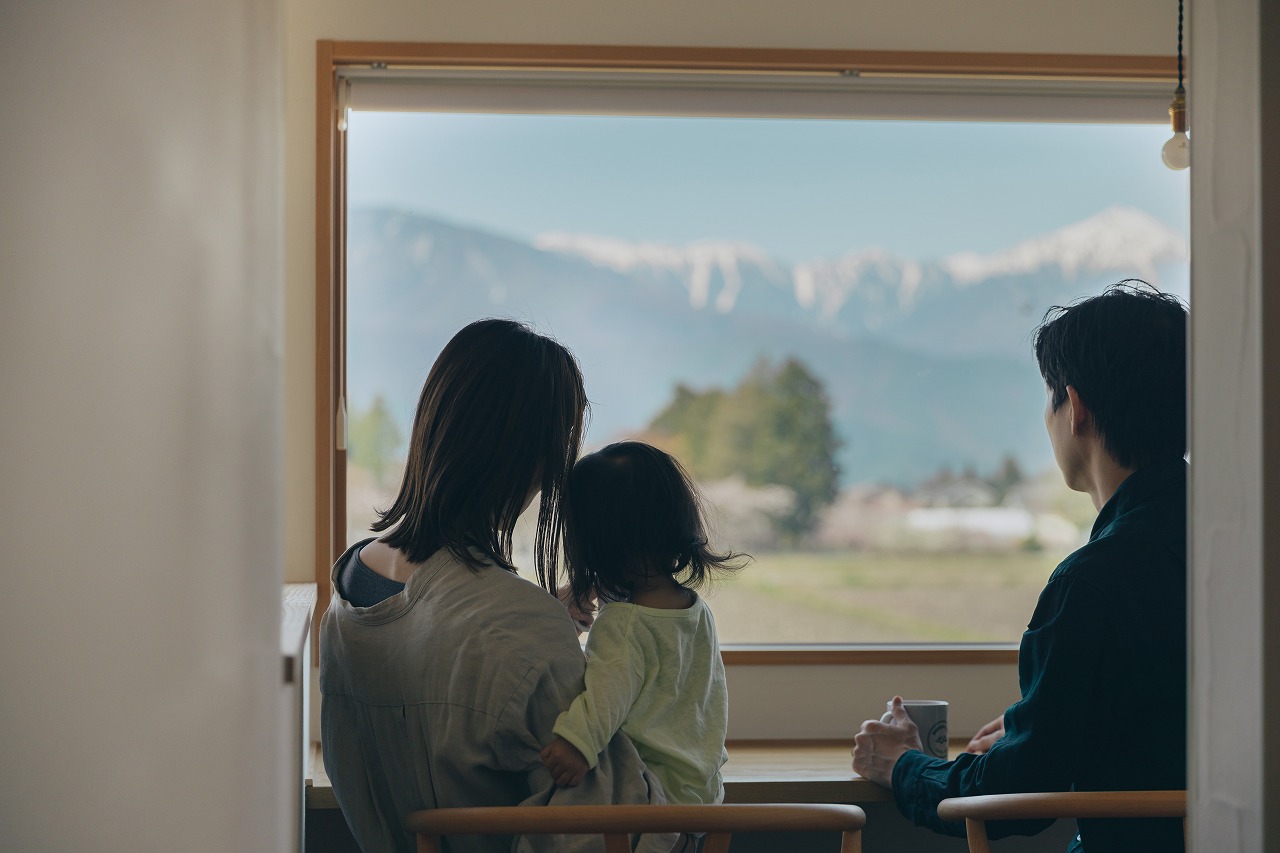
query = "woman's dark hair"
(372, 318, 587, 592)
(563, 441, 748, 605)
(1033, 280, 1188, 470)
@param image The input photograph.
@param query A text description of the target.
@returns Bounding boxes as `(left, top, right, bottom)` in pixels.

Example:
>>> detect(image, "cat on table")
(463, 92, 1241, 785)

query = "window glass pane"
(345, 111, 1189, 644)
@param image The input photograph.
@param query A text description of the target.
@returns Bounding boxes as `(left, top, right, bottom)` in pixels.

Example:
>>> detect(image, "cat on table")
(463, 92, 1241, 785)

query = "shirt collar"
(1090, 457, 1188, 540)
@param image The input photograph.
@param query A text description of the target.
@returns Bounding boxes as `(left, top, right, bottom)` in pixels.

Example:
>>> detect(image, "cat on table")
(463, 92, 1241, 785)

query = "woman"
(320, 319, 666, 853)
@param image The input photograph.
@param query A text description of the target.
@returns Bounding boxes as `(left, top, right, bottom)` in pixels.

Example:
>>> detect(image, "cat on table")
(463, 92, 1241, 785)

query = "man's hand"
(540, 737, 589, 787)
(557, 585, 596, 635)
(851, 696, 924, 788)
(964, 714, 1006, 754)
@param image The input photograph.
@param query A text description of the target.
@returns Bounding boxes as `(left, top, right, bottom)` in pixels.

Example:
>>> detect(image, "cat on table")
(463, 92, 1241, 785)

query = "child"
(541, 441, 747, 805)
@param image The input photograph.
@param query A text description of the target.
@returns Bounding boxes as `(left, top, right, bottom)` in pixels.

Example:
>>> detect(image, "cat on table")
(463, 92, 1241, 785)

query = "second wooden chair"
(936, 790, 1187, 853)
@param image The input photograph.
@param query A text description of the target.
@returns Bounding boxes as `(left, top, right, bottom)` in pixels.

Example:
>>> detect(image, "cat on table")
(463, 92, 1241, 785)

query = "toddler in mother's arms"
(541, 441, 748, 805)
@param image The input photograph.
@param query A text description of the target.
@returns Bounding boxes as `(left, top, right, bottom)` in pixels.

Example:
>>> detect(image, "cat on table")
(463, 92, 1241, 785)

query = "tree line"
(347, 356, 843, 542)
(646, 357, 841, 541)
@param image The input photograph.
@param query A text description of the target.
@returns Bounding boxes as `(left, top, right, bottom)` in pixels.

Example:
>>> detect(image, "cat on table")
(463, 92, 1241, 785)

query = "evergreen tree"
(743, 358, 841, 538)
(647, 357, 841, 540)
(649, 383, 724, 468)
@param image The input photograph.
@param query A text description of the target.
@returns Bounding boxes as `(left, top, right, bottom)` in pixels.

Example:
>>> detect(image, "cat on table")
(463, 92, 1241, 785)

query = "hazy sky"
(347, 111, 1190, 264)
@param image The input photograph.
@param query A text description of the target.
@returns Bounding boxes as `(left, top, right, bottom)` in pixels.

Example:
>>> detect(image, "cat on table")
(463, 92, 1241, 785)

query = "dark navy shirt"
(892, 460, 1187, 853)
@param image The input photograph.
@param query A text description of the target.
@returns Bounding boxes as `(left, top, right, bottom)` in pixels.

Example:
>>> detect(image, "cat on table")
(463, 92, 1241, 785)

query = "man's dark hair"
(1033, 281, 1187, 470)
(372, 318, 587, 592)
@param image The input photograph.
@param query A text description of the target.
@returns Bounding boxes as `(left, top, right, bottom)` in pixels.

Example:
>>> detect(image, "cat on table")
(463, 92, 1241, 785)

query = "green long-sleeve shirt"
(553, 596, 728, 806)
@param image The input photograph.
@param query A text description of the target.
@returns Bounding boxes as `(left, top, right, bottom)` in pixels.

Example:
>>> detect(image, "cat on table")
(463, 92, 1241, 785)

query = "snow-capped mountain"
(346, 205, 1189, 485)
(792, 249, 924, 322)
(531, 205, 1188, 351)
(534, 232, 791, 314)
(537, 205, 1186, 320)
(941, 207, 1188, 286)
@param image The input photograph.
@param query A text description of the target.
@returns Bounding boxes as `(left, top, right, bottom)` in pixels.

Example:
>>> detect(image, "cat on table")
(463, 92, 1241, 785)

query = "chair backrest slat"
(839, 827, 863, 853)
(936, 791, 1187, 852)
(964, 819, 992, 853)
(937, 790, 1186, 822)
(603, 833, 631, 853)
(702, 833, 732, 853)
(405, 803, 866, 851)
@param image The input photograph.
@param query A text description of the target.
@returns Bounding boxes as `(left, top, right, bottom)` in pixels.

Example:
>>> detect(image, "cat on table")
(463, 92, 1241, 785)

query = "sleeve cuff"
(891, 749, 949, 822)
(551, 717, 602, 770)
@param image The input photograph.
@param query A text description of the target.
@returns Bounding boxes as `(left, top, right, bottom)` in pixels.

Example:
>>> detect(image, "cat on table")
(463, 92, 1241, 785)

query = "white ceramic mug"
(882, 699, 949, 759)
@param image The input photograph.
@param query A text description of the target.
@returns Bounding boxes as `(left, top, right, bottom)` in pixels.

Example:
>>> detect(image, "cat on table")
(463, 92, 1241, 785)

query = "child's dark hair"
(563, 441, 748, 605)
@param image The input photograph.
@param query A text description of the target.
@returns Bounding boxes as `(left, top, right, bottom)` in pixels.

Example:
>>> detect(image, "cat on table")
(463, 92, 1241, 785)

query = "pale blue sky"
(347, 111, 1189, 264)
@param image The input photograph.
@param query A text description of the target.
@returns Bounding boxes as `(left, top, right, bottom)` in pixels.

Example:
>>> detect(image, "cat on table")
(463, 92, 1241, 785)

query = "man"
(852, 283, 1188, 853)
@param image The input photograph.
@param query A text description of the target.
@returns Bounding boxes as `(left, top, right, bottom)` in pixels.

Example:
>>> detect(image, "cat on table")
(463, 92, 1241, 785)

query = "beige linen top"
(321, 541, 670, 853)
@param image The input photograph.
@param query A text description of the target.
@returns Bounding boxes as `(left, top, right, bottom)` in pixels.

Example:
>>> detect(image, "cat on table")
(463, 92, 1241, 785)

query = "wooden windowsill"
(306, 739, 972, 810)
(720, 645, 1018, 666)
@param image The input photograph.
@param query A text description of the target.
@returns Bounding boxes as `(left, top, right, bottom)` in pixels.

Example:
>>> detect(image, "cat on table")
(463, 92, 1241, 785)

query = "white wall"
(0, 2, 287, 850)
(1189, 0, 1280, 847)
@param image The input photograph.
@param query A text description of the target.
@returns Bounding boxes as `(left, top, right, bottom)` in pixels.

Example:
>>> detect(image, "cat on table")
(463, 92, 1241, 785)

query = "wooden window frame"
(314, 41, 1176, 664)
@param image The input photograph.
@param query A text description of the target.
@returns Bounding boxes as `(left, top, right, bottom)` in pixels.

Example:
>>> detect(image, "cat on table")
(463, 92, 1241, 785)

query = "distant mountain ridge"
(535, 206, 1188, 354)
(940, 207, 1188, 285)
(347, 206, 1188, 485)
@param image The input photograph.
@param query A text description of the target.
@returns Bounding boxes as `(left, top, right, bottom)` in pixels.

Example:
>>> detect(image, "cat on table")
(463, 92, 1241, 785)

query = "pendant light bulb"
(1162, 87, 1189, 171)
(1162, 132, 1190, 170)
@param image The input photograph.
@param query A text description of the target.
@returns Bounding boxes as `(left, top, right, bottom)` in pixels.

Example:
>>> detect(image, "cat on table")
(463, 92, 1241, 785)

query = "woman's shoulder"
(467, 557, 563, 608)
(427, 553, 579, 638)
(464, 570, 586, 683)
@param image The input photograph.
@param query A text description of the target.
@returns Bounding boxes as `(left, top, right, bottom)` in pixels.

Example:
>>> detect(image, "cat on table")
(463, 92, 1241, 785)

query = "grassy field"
(348, 466, 1064, 644)
(704, 549, 1063, 644)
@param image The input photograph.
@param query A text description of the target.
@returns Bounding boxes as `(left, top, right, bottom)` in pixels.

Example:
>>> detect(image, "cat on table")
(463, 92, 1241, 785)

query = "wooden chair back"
(405, 802, 867, 853)
(936, 790, 1187, 853)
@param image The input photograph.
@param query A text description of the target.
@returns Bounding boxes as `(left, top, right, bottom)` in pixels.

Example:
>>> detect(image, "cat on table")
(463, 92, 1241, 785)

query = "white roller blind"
(341, 69, 1171, 124)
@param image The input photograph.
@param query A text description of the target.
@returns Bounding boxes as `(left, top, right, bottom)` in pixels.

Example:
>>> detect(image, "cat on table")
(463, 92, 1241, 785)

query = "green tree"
(649, 383, 724, 470)
(349, 394, 404, 486)
(737, 358, 841, 539)
(648, 357, 841, 541)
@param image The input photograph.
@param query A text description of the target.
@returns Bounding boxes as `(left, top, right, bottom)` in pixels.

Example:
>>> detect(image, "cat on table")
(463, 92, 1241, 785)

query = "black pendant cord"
(1177, 0, 1185, 93)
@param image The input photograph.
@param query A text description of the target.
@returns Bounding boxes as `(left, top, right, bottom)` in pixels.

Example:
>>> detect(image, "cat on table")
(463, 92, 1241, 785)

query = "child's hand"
(557, 585, 597, 635)
(540, 737, 589, 787)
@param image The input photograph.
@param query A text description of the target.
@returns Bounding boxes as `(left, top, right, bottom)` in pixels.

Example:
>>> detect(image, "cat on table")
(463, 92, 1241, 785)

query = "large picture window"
(317, 46, 1187, 650)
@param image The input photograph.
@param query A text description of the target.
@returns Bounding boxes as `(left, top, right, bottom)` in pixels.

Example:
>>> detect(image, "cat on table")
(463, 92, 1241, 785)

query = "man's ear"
(1064, 385, 1090, 436)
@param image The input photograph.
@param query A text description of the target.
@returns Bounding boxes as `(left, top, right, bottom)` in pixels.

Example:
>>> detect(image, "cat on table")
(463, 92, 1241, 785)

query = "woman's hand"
(540, 737, 589, 787)
(964, 714, 1006, 754)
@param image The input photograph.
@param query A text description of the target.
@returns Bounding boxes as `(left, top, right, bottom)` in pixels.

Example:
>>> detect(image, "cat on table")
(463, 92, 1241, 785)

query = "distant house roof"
(915, 477, 998, 507)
